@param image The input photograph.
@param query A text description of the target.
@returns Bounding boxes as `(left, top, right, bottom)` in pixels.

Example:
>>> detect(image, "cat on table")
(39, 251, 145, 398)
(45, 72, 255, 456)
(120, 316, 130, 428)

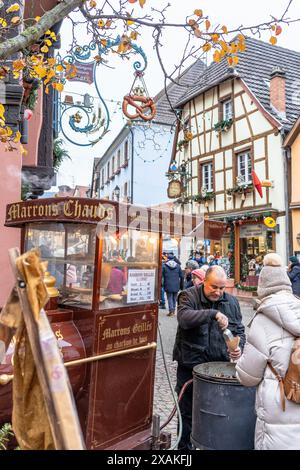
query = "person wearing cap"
(184, 260, 199, 289)
(173, 265, 245, 450)
(288, 255, 300, 297)
(236, 253, 300, 450)
(191, 269, 205, 287)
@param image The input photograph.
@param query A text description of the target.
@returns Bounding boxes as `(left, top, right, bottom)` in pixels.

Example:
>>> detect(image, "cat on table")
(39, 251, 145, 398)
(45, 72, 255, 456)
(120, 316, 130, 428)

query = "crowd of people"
(162, 249, 300, 450)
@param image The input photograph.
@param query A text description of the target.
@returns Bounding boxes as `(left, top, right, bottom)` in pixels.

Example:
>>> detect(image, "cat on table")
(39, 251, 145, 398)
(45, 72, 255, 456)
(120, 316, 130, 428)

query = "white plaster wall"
(226, 170, 233, 189)
(197, 114, 204, 134)
(191, 138, 199, 156)
(234, 96, 244, 118)
(254, 138, 265, 160)
(225, 150, 233, 168)
(221, 128, 234, 147)
(249, 111, 274, 135)
(235, 117, 250, 142)
(211, 131, 220, 152)
(219, 81, 232, 98)
(242, 93, 258, 114)
(267, 133, 285, 212)
(216, 194, 225, 212)
(205, 111, 213, 131)
(194, 96, 203, 114)
(215, 152, 224, 171)
(192, 160, 198, 175)
(192, 178, 198, 194)
(215, 173, 224, 192)
(234, 80, 244, 94)
(199, 134, 205, 153)
(205, 90, 214, 109)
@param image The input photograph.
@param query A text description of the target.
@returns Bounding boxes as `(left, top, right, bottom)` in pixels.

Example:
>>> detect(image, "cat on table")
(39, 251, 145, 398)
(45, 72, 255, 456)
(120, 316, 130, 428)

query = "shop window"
(99, 230, 159, 309)
(237, 151, 252, 184)
(201, 162, 214, 191)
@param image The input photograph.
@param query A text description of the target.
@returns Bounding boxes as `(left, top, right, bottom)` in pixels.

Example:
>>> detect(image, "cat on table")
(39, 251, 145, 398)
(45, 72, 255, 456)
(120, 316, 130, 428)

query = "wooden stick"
(8, 248, 65, 450)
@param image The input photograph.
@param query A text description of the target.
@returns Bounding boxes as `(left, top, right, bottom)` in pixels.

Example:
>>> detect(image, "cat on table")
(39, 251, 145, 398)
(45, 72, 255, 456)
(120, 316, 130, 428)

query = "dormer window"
(223, 99, 233, 121)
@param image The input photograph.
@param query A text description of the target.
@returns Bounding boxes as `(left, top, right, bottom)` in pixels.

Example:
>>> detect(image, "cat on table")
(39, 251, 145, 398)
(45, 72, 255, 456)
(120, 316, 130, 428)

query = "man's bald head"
(205, 266, 227, 281)
(203, 266, 227, 301)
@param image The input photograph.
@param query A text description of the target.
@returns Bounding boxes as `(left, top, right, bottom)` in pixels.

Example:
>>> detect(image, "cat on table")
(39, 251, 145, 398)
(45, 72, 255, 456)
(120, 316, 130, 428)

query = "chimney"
(270, 66, 286, 115)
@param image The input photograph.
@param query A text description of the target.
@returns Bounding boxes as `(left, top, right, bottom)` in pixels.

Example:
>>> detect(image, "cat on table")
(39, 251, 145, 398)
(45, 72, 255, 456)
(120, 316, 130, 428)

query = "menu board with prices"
(127, 269, 156, 304)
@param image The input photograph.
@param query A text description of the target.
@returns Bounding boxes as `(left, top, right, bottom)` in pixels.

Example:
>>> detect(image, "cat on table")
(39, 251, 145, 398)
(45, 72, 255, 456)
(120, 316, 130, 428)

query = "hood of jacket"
(257, 291, 300, 337)
(166, 260, 178, 269)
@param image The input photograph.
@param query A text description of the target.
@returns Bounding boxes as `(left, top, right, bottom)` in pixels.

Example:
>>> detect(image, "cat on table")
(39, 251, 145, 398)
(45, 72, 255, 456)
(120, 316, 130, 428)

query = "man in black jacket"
(173, 266, 246, 450)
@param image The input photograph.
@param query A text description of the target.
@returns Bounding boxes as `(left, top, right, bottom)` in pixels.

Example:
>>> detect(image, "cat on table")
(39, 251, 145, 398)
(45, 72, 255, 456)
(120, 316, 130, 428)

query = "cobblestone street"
(153, 301, 255, 447)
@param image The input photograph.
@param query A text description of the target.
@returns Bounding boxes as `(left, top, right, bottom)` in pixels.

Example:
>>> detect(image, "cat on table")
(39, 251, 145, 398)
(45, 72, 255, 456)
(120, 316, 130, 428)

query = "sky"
(54, 0, 300, 189)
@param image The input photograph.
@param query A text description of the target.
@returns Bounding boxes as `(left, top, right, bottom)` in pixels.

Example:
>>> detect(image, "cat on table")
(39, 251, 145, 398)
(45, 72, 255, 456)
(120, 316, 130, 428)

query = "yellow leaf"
(213, 51, 222, 63)
(127, 19, 135, 26)
(45, 30, 52, 35)
(53, 82, 64, 92)
(211, 34, 219, 42)
(14, 131, 21, 143)
(222, 25, 228, 34)
(232, 56, 239, 66)
(33, 65, 47, 78)
(97, 19, 105, 28)
(205, 20, 211, 31)
(6, 3, 20, 13)
(35, 16, 41, 22)
(89, 0, 97, 7)
(194, 9, 203, 17)
(230, 43, 238, 54)
(0, 18, 8, 27)
(45, 39, 52, 47)
(41, 45, 49, 53)
(130, 31, 138, 40)
(139, 0, 146, 7)
(270, 36, 277, 45)
(238, 41, 246, 52)
(11, 16, 20, 24)
(20, 144, 28, 156)
(219, 40, 229, 53)
(56, 64, 64, 72)
(100, 39, 108, 47)
(202, 42, 211, 52)
(227, 56, 233, 66)
(50, 32, 57, 41)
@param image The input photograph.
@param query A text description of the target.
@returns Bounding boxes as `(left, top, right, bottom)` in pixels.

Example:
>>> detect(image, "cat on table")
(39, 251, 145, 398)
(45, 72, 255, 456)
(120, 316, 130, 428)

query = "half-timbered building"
(172, 37, 300, 284)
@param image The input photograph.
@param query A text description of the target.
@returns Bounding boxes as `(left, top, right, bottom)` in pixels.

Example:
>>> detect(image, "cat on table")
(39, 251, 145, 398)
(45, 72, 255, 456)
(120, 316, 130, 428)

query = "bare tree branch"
(0, 0, 87, 61)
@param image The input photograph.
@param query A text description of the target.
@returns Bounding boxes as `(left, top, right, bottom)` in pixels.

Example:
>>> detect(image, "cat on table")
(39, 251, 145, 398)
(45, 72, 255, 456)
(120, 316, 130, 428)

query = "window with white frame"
(201, 163, 213, 191)
(107, 162, 110, 180)
(223, 99, 233, 121)
(237, 151, 252, 184)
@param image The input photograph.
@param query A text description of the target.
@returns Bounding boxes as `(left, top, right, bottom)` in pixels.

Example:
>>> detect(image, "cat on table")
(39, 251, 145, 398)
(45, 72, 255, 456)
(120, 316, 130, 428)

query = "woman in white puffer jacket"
(236, 253, 300, 450)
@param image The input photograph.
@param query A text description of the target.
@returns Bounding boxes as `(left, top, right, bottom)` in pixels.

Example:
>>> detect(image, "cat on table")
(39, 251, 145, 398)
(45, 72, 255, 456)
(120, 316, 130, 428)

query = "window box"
(214, 118, 233, 133)
(226, 183, 254, 196)
(194, 191, 215, 203)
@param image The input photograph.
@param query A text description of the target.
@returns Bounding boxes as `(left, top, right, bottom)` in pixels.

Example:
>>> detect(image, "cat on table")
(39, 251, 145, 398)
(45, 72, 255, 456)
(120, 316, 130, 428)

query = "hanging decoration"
(57, 36, 148, 147)
(251, 170, 263, 198)
(122, 71, 156, 122)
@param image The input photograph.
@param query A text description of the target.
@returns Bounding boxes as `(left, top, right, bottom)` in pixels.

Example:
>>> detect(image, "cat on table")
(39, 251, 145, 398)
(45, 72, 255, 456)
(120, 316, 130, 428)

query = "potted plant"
(53, 138, 71, 173)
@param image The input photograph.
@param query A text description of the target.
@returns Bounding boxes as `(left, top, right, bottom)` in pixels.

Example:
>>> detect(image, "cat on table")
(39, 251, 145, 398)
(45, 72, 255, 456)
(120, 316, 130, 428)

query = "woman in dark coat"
(162, 255, 184, 316)
(288, 256, 300, 297)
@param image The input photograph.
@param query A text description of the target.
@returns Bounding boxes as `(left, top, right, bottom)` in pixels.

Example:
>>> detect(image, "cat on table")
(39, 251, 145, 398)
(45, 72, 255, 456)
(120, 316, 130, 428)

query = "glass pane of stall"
(99, 229, 159, 309)
(25, 223, 96, 308)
